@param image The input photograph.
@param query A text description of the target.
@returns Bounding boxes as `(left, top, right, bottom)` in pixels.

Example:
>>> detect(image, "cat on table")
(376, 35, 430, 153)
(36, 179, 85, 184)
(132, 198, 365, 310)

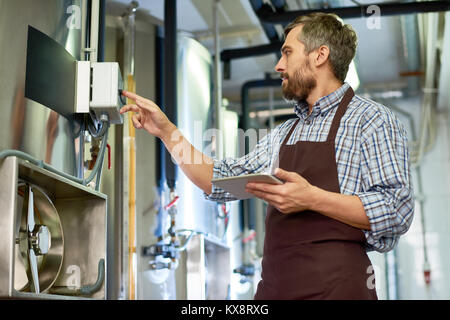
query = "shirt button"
(305, 120, 311, 125)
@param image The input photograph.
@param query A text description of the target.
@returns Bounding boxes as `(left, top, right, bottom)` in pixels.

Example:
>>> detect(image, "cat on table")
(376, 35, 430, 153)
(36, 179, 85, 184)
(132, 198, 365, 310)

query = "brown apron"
(254, 88, 378, 300)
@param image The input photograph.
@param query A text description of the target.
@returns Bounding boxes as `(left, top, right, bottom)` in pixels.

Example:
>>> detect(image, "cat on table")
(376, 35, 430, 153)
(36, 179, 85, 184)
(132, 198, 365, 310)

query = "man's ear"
(313, 45, 330, 68)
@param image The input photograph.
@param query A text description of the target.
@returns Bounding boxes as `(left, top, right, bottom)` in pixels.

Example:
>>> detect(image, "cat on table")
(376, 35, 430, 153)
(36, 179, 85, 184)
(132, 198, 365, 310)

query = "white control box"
(74, 61, 124, 125)
(74, 61, 91, 114)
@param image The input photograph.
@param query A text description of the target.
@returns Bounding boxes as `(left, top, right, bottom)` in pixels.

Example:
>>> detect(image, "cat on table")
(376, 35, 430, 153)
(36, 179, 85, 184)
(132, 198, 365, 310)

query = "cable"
(88, 113, 110, 139)
(0, 124, 109, 187)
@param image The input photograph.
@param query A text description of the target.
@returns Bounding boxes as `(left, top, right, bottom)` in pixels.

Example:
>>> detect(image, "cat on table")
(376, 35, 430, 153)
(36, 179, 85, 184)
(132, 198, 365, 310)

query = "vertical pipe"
(127, 75, 137, 300)
(90, 0, 100, 63)
(123, 2, 137, 78)
(239, 78, 281, 276)
(164, 0, 177, 190)
(213, 0, 223, 159)
(94, 0, 106, 191)
(155, 27, 165, 241)
(81, 0, 88, 61)
(122, 1, 138, 300)
(97, 0, 106, 63)
(77, 0, 88, 179)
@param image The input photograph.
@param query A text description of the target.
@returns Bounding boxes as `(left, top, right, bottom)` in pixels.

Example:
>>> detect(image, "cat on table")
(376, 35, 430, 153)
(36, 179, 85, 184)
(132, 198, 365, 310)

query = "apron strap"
(326, 87, 354, 142)
(281, 119, 300, 146)
(281, 87, 354, 146)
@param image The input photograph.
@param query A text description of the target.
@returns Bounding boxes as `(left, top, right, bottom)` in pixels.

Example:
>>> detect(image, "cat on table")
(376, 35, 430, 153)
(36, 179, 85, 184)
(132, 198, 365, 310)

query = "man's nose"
(275, 56, 285, 73)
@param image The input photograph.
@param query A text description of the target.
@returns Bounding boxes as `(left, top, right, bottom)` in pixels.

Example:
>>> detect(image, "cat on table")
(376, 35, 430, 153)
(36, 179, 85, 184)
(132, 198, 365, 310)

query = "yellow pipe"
(126, 75, 136, 300)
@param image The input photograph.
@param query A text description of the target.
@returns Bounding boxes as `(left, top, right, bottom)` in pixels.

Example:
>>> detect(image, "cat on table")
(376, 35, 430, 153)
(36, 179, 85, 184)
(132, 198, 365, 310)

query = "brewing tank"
(174, 35, 219, 236)
(0, 0, 84, 176)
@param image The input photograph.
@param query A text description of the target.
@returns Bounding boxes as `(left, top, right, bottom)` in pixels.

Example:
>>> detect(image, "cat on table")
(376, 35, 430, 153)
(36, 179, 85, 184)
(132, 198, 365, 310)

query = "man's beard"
(281, 61, 316, 104)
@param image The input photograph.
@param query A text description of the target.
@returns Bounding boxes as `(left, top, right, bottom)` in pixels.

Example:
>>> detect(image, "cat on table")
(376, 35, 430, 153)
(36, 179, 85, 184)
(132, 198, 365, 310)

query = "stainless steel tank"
(0, 0, 84, 176)
(175, 36, 219, 236)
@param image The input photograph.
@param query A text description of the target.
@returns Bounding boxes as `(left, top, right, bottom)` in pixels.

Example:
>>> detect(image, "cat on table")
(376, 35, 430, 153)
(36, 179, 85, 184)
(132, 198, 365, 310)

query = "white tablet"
(211, 173, 284, 200)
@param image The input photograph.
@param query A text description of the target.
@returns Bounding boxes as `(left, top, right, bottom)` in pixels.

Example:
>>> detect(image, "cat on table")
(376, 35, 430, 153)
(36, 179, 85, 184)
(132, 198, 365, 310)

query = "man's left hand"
(245, 168, 315, 214)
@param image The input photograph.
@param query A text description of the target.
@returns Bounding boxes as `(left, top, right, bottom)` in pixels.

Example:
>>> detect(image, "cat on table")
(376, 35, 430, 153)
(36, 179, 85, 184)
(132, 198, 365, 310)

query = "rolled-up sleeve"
(204, 129, 277, 202)
(357, 115, 414, 252)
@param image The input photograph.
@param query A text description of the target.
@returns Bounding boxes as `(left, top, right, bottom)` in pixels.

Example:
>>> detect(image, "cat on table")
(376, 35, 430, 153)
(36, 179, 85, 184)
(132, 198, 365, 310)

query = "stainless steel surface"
(185, 234, 230, 299)
(52, 196, 106, 299)
(175, 36, 219, 236)
(0, 157, 107, 299)
(0, 0, 84, 176)
(204, 236, 231, 299)
(0, 157, 18, 297)
(185, 234, 206, 299)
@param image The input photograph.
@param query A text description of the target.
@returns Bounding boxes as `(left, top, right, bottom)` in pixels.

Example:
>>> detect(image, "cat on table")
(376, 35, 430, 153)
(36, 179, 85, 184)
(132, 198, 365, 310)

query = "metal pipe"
(81, 0, 88, 61)
(89, 0, 100, 63)
(155, 27, 165, 189)
(249, 0, 281, 44)
(121, 1, 139, 300)
(241, 78, 282, 136)
(122, 1, 138, 77)
(221, 41, 282, 62)
(213, 0, 224, 160)
(221, 1, 450, 62)
(164, 0, 178, 190)
(257, 0, 450, 24)
(415, 13, 439, 168)
(98, 0, 106, 63)
(78, 0, 89, 179)
(112, 121, 124, 300)
(239, 77, 281, 271)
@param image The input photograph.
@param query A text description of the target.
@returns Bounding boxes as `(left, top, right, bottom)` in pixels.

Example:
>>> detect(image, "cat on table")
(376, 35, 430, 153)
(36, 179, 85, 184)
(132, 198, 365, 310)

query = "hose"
(0, 125, 109, 187)
(49, 259, 105, 296)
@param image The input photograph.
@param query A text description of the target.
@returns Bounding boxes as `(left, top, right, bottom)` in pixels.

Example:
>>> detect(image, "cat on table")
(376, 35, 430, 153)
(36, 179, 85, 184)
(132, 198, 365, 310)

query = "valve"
(142, 243, 179, 260)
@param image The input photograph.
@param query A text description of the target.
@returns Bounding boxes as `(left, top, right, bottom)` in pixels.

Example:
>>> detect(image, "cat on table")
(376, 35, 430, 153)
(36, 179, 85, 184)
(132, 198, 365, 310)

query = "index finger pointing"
(122, 90, 142, 102)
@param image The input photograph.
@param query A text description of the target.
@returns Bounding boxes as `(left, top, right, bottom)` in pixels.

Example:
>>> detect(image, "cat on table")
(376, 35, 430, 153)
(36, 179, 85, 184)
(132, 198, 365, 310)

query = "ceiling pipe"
(257, 0, 450, 23)
(221, 41, 282, 61)
(222, 0, 283, 79)
(249, 0, 281, 45)
(221, 0, 450, 62)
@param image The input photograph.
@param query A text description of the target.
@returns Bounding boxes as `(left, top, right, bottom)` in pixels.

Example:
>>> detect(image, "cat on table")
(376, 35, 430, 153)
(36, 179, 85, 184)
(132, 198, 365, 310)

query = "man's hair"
(284, 12, 357, 82)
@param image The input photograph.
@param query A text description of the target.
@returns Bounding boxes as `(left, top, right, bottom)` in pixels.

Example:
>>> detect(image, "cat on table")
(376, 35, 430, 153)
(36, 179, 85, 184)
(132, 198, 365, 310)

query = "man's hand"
(245, 168, 315, 214)
(119, 90, 176, 140)
(246, 168, 371, 230)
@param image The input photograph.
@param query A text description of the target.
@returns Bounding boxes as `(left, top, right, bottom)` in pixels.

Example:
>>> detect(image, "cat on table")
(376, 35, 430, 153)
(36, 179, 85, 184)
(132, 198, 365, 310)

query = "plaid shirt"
(205, 83, 414, 253)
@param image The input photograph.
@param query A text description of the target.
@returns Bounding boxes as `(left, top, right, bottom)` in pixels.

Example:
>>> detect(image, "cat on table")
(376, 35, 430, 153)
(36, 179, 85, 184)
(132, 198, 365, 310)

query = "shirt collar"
(294, 82, 351, 119)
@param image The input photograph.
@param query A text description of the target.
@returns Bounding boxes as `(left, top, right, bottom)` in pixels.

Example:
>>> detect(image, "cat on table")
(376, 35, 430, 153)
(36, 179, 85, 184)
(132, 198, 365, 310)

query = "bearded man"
(120, 13, 414, 300)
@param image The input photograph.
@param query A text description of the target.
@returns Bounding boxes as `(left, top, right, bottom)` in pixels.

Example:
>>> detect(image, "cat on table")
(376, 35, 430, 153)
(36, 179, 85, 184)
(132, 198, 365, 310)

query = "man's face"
(275, 25, 317, 103)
